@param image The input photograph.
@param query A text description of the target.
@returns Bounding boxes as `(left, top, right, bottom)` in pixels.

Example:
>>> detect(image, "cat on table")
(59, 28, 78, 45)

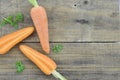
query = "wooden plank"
(0, 43, 120, 80)
(0, 0, 119, 42)
(0, 71, 120, 80)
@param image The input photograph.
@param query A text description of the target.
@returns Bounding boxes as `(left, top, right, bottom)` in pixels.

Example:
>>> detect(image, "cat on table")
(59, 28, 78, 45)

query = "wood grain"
(0, 43, 120, 80)
(0, 0, 119, 80)
(0, 0, 119, 42)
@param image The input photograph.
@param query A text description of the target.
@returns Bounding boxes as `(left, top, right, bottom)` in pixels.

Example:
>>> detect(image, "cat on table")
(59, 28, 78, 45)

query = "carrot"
(19, 45, 67, 80)
(0, 27, 34, 54)
(28, 0, 50, 54)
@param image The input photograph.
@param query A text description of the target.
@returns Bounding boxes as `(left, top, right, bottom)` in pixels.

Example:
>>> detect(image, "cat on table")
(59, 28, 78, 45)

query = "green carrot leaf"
(0, 20, 8, 27)
(6, 15, 14, 22)
(0, 13, 24, 29)
(11, 21, 19, 28)
(52, 44, 63, 53)
(16, 61, 25, 73)
(15, 13, 24, 22)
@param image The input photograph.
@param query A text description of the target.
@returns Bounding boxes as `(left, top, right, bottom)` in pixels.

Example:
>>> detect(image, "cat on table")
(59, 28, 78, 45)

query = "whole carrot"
(19, 45, 67, 80)
(0, 27, 34, 54)
(28, 0, 50, 54)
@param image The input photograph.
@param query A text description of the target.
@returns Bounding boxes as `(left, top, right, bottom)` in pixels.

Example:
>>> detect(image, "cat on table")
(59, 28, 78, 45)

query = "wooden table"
(0, 0, 119, 80)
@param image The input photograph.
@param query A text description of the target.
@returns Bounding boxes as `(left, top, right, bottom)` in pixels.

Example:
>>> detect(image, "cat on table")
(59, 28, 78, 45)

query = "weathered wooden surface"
(0, 0, 120, 80)
(0, 43, 120, 80)
(0, 0, 119, 42)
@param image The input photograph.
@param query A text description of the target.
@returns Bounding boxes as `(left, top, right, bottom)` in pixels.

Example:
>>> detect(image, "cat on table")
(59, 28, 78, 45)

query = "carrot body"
(0, 27, 34, 54)
(19, 45, 57, 75)
(29, 0, 50, 54)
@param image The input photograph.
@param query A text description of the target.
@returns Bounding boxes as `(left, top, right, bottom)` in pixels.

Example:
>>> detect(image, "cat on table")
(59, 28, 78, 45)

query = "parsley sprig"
(16, 61, 25, 73)
(52, 44, 63, 53)
(0, 13, 24, 28)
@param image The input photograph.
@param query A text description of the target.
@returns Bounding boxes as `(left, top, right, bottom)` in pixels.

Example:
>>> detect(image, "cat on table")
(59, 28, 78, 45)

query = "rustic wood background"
(0, 0, 120, 80)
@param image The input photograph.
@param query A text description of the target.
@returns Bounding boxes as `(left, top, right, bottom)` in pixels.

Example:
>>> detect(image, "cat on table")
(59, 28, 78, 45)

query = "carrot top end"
(52, 70, 67, 80)
(28, 0, 39, 7)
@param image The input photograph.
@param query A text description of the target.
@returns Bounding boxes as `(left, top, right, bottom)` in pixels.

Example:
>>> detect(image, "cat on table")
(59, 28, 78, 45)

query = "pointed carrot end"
(43, 48, 50, 54)
(26, 27, 34, 33)
(19, 45, 25, 51)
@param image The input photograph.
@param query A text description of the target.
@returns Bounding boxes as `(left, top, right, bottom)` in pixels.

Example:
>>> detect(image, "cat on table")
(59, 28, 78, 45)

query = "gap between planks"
(21, 41, 118, 43)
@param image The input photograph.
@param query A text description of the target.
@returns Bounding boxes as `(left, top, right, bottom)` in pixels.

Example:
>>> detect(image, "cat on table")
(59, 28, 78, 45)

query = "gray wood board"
(0, 0, 119, 42)
(0, 0, 120, 80)
(0, 43, 120, 80)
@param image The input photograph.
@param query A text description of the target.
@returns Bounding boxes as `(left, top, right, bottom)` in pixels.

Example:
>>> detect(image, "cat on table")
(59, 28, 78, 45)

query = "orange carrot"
(19, 45, 67, 80)
(28, 0, 50, 54)
(0, 27, 34, 54)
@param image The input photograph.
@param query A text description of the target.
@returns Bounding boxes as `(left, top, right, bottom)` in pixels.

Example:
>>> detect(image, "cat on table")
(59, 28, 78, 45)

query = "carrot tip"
(19, 45, 24, 49)
(43, 48, 50, 54)
(27, 27, 34, 32)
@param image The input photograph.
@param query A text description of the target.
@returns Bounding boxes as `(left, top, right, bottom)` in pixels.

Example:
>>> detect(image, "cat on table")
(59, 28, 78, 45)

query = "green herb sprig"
(0, 13, 24, 28)
(16, 61, 25, 73)
(52, 44, 63, 53)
